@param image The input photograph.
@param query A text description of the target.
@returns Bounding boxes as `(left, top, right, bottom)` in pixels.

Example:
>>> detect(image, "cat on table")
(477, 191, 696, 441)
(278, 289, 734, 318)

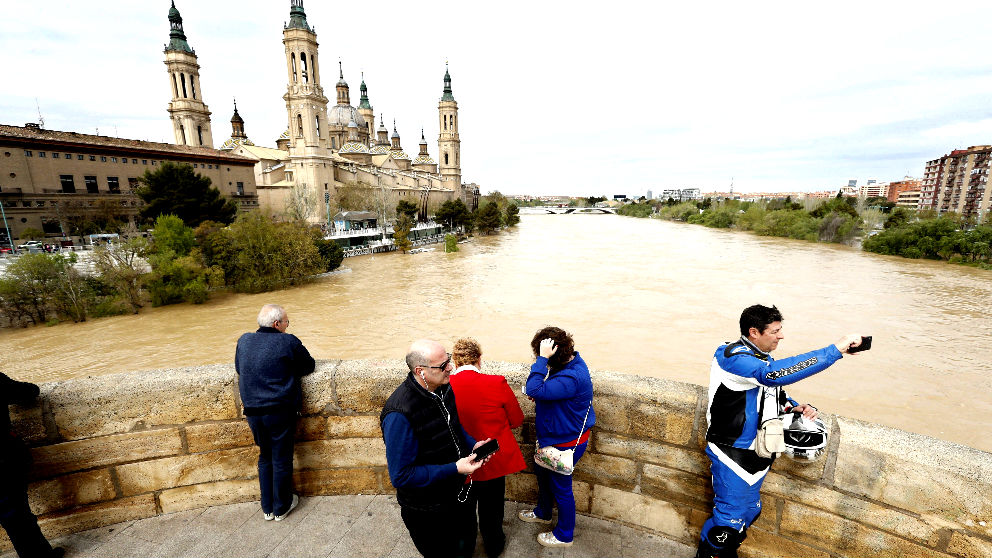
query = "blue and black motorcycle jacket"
(705, 336, 842, 450)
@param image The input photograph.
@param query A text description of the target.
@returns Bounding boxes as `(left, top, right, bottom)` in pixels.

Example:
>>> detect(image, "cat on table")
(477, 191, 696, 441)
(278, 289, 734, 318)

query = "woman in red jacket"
(449, 338, 526, 558)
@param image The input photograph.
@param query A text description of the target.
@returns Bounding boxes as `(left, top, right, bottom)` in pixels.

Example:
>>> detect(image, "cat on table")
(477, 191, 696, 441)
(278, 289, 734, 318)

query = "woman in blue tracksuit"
(698, 305, 862, 558)
(518, 326, 596, 549)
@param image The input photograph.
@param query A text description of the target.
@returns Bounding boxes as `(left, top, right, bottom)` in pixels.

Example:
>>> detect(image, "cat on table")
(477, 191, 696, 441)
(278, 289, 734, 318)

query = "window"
(39, 152, 45, 158)
(65, 153, 72, 159)
(127, 177, 139, 192)
(132, 159, 137, 164)
(152, 161, 157, 166)
(89, 155, 96, 161)
(77, 154, 84, 160)
(101, 156, 107, 162)
(107, 177, 120, 193)
(190, 75, 196, 99)
(197, 126, 203, 146)
(236, 181, 244, 195)
(60, 175, 76, 193)
(180, 73, 188, 98)
(111, 157, 118, 163)
(121, 158, 127, 164)
(172, 73, 179, 98)
(24, 150, 32, 157)
(193, 163, 198, 168)
(84, 176, 98, 194)
(330, 137, 336, 149)
(142, 160, 147, 165)
(53, 152, 59, 158)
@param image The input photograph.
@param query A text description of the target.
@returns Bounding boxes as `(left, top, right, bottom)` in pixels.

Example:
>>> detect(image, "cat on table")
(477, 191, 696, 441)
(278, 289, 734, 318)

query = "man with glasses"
(381, 339, 491, 558)
(235, 304, 315, 523)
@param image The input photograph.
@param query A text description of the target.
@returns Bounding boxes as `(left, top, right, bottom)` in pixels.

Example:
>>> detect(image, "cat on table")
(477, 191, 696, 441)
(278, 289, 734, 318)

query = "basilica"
(163, 0, 477, 222)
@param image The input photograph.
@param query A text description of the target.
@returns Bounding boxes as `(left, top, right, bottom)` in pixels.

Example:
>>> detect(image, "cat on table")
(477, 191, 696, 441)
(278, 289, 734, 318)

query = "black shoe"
(46, 548, 66, 558)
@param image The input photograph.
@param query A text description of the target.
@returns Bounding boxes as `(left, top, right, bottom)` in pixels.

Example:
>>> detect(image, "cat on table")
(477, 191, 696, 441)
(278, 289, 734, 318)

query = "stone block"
(574, 480, 591, 514)
(30, 428, 183, 477)
(780, 501, 954, 558)
(590, 372, 699, 445)
(590, 485, 692, 542)
(158, 478, 260, 514)
(763, 472, 942, 546)
(574, 453, 637, 489)
(47, 364, 238, 440)
(595, 432, 709, 475)
(833, 417, 992, 536)
(27, 469, 116, 516)
(326, 415, 382, 438)
(771, 448, 826, 481)
(296, 416, 328, 441)
(948, 531, 992, 558)
(294, 468, 380, 496)
(10, 399, 46, 443)
(334, 360, 406, 413)
(184, 421, 253, 453)
(295, 438, 387, 469)
(505, 472, 538, 503)
(300, 361, 340, 415)
(38, 494, 157, 540)
(741, 526, 831, 558)
(640, 463, 711, 509)
(116, 447, 258, 496)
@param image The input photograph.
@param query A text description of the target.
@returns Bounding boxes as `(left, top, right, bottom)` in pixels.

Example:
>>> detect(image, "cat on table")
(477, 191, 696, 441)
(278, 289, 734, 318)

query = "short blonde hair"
(452, 338, 482, 368)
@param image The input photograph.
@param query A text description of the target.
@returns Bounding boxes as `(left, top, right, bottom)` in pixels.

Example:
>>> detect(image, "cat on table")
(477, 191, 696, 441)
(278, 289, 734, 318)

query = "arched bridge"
(519, 206, 617, 215)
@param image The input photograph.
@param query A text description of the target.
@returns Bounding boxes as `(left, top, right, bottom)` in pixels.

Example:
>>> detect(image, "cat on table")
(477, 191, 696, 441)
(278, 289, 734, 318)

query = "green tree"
(137, 162, 237, 227)
(144, 215, 219, 306)
(393, 213, 413, 253)
(313, 236, 345, 272)
(18, 227, 45, 240)
(149, 215, 195, 259)
(93, 237, 150, 314)
(474, 202, 502, 235)
(0, 253, 90, 324)
(217, 213, 324, 293)
(444, 233, 459, 253)
(504, 203, 520, 227)
(396, 200, 419, 221)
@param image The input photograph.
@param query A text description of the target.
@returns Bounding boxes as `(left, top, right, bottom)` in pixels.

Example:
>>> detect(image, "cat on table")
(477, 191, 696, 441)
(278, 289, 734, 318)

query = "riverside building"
(0, 124, 257, 243)
(919, 145, 992, 221)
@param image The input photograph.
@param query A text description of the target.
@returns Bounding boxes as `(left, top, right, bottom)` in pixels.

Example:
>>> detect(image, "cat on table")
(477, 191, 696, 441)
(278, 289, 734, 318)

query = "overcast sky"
(4, 1, 992, 196)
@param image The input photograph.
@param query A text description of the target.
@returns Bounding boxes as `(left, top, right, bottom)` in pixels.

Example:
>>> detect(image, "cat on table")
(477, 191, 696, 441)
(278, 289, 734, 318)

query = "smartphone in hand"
(848, 336, 872, 354)
(472, 439, 499, 462)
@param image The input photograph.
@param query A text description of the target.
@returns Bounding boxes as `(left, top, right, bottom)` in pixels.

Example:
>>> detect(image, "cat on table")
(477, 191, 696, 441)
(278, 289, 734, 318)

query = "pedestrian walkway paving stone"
(3, 495, 694, 558)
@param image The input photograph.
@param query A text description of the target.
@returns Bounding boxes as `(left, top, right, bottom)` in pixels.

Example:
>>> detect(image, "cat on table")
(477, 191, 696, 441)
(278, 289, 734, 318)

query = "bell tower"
(282, 0, 329, 153)
(164, 1, 213, 147)
(437, 63, 461, 191)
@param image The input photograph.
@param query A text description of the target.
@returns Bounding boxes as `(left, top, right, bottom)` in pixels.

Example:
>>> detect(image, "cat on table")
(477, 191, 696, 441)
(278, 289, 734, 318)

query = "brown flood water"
(2, 215, 990, 452)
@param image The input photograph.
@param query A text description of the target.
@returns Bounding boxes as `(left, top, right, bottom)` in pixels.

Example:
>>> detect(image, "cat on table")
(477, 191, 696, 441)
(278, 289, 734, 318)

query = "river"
(2, 214, 990, 452)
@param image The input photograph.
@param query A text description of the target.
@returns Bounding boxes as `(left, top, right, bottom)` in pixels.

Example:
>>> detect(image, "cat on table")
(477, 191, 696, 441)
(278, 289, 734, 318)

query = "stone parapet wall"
(5, 360, 991, 557)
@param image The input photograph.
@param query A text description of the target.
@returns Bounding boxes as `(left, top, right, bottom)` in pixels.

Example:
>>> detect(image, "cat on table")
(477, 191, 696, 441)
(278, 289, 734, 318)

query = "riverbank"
(623, 198, 992, 270)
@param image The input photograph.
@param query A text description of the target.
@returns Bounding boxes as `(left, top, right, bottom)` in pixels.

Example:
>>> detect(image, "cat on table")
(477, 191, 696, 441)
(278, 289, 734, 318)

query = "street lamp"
(0, 200, 11, 250)
(324, 191, 331, 233)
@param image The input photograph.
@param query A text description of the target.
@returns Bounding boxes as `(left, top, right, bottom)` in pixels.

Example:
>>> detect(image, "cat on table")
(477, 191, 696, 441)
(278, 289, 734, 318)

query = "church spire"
(441, 62, 454, 102)
(286, 0, 311, 32)
(165, 1, 193, 53)
(359, 71, 371, 110)
(230, 99, 246, 139)
(336, 60, 350, 105)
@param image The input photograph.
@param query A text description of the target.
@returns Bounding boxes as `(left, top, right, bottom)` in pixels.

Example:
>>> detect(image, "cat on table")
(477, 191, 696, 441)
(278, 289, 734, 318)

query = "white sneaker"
(517, 510, 552, 524)
(263, 512, 274, 521)
(274, 494, 299, 521)
(537, 532, 573, 548)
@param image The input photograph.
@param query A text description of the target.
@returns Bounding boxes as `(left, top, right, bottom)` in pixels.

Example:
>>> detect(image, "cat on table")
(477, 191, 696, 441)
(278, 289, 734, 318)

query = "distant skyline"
(4, 1, 992, 196)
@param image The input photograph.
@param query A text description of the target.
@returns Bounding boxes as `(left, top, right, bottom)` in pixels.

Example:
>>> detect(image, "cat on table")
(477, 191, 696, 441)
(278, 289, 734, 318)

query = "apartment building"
(886, 178, 921, 203)
(919, 145, 992, 221)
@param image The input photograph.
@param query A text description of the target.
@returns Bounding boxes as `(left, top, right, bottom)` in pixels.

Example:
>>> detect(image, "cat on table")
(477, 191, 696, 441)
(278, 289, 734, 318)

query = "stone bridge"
(519, 206, 617, 215)
(3, 361, 991, 557)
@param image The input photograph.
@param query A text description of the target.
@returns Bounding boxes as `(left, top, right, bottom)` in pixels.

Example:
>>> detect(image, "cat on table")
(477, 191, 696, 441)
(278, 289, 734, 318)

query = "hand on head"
(539, 338, 558, 359)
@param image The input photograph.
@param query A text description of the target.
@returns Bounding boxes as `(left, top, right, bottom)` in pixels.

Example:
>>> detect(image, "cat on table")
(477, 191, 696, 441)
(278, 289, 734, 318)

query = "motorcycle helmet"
(780, 411, 828, 461)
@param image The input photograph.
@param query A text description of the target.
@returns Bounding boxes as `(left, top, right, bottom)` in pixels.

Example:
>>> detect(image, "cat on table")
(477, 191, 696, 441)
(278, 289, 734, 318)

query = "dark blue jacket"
(235, 327, 315, 415)
(2, 372, 39, 475)
(526, 352, 596, 446)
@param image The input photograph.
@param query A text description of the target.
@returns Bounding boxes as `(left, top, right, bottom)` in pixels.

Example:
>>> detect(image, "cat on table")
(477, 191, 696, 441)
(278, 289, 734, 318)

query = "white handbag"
(534, 403, 591, 475)
(755, 387, 785, 458)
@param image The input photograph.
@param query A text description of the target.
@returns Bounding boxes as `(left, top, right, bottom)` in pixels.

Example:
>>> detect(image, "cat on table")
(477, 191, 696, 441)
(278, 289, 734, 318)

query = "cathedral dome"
(327, 105, 366, 128)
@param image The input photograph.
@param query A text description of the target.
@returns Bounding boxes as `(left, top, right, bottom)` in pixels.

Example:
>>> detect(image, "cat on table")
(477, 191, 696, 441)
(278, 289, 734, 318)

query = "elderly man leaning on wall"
(235, 304, 315, 522)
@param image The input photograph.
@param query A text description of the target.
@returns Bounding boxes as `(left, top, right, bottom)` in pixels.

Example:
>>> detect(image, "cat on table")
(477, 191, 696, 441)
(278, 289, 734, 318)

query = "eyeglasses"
(422, 353, 451, 371)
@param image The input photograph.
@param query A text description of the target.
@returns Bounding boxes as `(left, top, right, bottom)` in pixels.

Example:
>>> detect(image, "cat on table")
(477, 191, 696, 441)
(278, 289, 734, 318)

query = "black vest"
(380, 373, 470, 511)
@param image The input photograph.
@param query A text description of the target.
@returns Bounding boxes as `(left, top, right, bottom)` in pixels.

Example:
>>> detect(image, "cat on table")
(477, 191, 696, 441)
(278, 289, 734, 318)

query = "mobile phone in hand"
(848, 336, 872, 354)
(472, 439, 499, 461)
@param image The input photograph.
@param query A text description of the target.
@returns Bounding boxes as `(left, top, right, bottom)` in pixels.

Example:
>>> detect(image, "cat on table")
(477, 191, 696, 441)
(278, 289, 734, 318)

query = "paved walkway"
(4, 495, 694, 558)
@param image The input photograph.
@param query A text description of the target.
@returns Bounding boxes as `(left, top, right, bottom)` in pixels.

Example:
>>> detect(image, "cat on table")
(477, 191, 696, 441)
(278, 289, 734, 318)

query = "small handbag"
(534, 403, 591, 475)
(755, 386, 785, 458)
